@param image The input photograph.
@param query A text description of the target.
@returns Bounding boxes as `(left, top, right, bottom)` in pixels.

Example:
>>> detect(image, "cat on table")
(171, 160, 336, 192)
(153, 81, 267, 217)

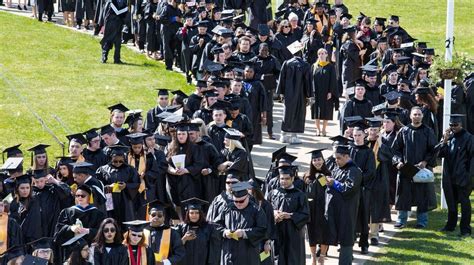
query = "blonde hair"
(227, 139, 245, 152)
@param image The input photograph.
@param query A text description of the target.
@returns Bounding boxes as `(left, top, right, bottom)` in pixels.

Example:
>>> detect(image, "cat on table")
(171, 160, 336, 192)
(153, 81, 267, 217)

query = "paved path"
(1, 6, 403, 263)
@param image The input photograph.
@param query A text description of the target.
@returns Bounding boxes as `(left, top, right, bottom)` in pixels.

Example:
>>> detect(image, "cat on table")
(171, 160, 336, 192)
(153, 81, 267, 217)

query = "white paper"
(62, 233, 86, 246)
(105, 193, 114, 211)
(172, 154, 186, 169)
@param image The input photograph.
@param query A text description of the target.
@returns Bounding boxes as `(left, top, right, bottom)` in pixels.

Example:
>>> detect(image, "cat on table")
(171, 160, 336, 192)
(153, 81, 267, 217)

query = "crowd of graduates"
(1, 0, 474, 264)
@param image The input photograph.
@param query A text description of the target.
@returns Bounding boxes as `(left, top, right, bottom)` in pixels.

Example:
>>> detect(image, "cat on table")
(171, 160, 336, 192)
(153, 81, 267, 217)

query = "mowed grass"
(0, 11, 192, 156)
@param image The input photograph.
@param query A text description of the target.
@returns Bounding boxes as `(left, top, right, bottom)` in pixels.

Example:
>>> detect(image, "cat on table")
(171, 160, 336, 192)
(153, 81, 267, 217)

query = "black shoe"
(101, 56, 107, 63)
(360, 246, 369, 254)
(23, 5, 26, 10)
(370, 238, 379, 246)
(17, 5, 22, 10)
(114, 60, 124, 64)
(76, 25, 81, 30)
(84, 25, 90, 30)
(415, 224, 425, 229)
(47, 17, 52, 22)
(166, 67, 173, 71)
(458, 232, 471, 237)
(439, 227, 455, 232)
(394, 223, 406, 229)
(38, 18, 43, 22)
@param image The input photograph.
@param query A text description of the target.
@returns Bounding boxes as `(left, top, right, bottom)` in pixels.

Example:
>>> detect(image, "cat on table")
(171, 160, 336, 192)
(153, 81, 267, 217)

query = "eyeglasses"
(233, 197, 247, 204)
(130, 233, 143, 238)
(75, 194, 87, 198)
(104, 228, 116, 233)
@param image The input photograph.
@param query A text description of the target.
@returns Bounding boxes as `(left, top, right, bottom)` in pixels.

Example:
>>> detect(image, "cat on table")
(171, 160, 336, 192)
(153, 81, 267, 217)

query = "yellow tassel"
(145, 204, 150, 221)
(89, 193, 94, 204)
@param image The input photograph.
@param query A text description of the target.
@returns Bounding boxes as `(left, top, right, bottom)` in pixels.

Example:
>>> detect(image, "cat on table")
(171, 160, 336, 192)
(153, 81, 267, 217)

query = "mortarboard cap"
(32, 169, 48, 179)
(145, 199, 171, 212)
(126, 132, 148, 145)
(277, 165, 296, 175)
(77, 184, 93, 195)
(156, 88, 170, 96)
(383, 111, 400, 121)
(1, 157, 23, 171)
(196, 79, 208, 88)
(389, 15, 400, 22)
(417, 42, 429, 49)
(340, 13, 353, 20)
(357, 12, 368, 20)
(61, 237, 88, 251)
(171, 90, 188, 99)
(28, 237, 53, 250)
(66, 133, 87, 145)
(335, 145, 351, 154)
(412, 87, 431, 95)
(329, 135, 351, 145)
(274, 8, 287, 19)
(276, 152, 297, 164)
(175, 122, 191, 132)
(257, 24, 270, 36)
(108, 145, 129, 156)
(1, 245, 25, 261)
(107, 103, 129, 113)
(449, 114, 465, 124)
(210, 99, 232, 111)
(383, 91, 402, 103)
(396, 56, 411, 65)
(210, 45, 225, 55)
(355, 78, 366, 87)
(223, 128, 242, 140)
(327, 9, 336, 16)
(365, 117, 383, 128)
(272, 146, 286, 162)
(306, 18, 318, 25)
(204, 61, 225, 73)
(188, 123, 201, 132)
(3, 144, 22, 158)
(216, 27, 233, 38)
(381, 64, 398, 75)
(15, 174, 32, 186)
(27, 144, 50, 155)
(374, 17, 386, 26)
(22, 255, 48, 265)
(123, 220, 151, 232)
(344, 116, 364, 127)
(343, 25, 357, 34)
(124, 111, 143, 127)
(99, 125, 115, 136)
(307, 148, 326, 159)
(377, 36, 388, 43)
(197, 20, 209, 27)
(372, 102, 387, 115)
(230, 181, 252, 197)
(154, 134, 172, 146)
(70, 161, 94, 174)
(56, 156, 72, 166)
(84, 128, 99, 142)
(181, 197, 209, 211)
(422, 48, 435, 56)
(400, 164, 420, 178)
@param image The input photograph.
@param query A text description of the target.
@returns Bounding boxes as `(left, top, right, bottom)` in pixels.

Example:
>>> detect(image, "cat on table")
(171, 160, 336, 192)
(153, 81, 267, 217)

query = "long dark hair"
(184, 209, 206, 226)
(166, 133, 193, 165)
(308, 157, 331, 178)
(417, 93, 438, 114)
(67, 250, 89, 265)
(93, 218, 123, 252)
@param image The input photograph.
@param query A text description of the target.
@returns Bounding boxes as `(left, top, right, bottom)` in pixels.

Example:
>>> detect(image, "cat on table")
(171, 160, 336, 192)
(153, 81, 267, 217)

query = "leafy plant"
(430, 52, 474, 84)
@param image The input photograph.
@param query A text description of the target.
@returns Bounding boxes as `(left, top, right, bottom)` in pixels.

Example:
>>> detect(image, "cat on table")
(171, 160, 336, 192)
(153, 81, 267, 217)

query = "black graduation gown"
(2, 217, 23, 263)
(340, 39, 362, 85)
(207, 124, 229, 153)
(350, 144, 376, 234)
(340, 97, 374, 134)
(146, 149, 170, 205)
(420, 105, 439, 140)
(205, 192, 232, 265)
(222, 148, 249, 181)
(83, 148, 109, 171)
(96, 163, 140, 225)
(84, 176, 107, 213)
(175, 222, 217, 265)
(193, 108, 213, 125)
(267, 187, 309, 265)
(99, 0, 128, 46)
(189, 33, 212, 76)
(186, 93, 203, 115)
(195, 140, 224, 204)
(327, 161, 362, 247)
(243, 78, 267, 145)
(276, 56, 312, 133)
(302, 32, 324, 65)
(176, 25, 198, 76)
(145, 225, 185, 264)
(305, 170, 331, 246)
(248, 0, 271, 28)
(225, 94, 253, 119)
(391, 124, 437, 212)
(365, 84, 382, 107)
(266, 176, 305, 199)
(274, 32, 296, 63)
(32, 183, 72, 237)
(166, 144, 204, 205)
(9, 197, 42, 244)
(214, 201, 267, 265)
(145, 106, 166, 132)
(93, 243, 128, 265)
(311, 62, 337, 120)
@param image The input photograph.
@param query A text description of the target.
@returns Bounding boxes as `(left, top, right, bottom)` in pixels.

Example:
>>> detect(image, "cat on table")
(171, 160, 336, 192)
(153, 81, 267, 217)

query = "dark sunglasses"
(233, 197, 247, 204)
(282, 25, 290, 28)
(75, 194, 87, 198)
(104, 228, 116, 233)
(130, 233, 143, 238)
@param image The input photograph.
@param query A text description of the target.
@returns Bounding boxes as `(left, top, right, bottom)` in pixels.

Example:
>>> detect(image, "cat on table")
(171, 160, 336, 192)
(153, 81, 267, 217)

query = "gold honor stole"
(154, 228, 171, 262)
(0, 215, 8, 254)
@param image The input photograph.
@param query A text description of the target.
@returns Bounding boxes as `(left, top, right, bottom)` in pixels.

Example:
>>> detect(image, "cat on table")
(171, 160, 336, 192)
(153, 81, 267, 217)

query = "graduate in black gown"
(214, 182, 267, 265)
(99, 0, 129, 63)
(0, 199, 23, 263)
(303, 149, 331, 264)
(175, 198, 217, 265)
(32, 169, 72, 238)
(96, 146, 140, 228)
(122, 220, 156, 265)
(92, 218, 128, 265)
(83, 128, 109, 171)
(220, 129, 250, 181)
(145, 89, 171, 133)
(267, 165, 309, 265)
(339, 80, 374, 134)
(143, 200, 185, 264)
(54, 185, 106, 263)
(71, 162, 107, 213)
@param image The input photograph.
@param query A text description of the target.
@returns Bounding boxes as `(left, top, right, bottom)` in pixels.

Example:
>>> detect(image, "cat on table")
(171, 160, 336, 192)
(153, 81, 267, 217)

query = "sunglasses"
(130, 233, 143, 238)
(150, 213, 164, 218)
(75, 194, 87, 198)
(233, 197, 247, 204)
(282, 25, 290, 28)
(104, 228, 116, 233)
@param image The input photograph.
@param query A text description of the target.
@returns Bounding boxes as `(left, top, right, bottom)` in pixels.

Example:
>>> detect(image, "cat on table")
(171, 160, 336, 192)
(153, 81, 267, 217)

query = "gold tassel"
(89, 193, 94, 204)
(145, 204, 150, 221)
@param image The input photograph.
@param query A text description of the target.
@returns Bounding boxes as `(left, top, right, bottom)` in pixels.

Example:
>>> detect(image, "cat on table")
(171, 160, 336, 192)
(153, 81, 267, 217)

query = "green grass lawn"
(0, 11, 192, 156)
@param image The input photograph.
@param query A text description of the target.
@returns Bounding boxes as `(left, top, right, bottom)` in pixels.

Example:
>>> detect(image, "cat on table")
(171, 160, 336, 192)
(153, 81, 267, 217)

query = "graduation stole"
(373, 138, 381, 168)
(316, 14, 328, 33)
(0, 215, 8, 254)
(316, 60, 330, 68)
(128, 153, 146, 194)
(77, 155, 86, 162)
(155, 228, 171, 262)
(127, 244, 147, 265)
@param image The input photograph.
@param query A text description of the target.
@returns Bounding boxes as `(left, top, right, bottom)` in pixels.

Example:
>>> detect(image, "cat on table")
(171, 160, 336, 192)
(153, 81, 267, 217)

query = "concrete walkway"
(0, 6, 403, 264)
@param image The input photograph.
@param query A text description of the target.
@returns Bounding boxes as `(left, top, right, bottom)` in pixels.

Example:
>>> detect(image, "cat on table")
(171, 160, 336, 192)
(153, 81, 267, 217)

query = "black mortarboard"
(107, 103, 129, 113)
(77, 184, 92, 195)
(389, 15, 400, 22)
(146, 199, 170, 212)
(329, 135, 351, 145)
(216, 27, 233, 37)
(399, 78, 412, 85)
(383, 111, 399, 121)
(400, 164, 419, 178)
(226, 169, 241, 180)
(343, 25, 357, 33)
(33, 169, 48, 179)
(392, 47, 404, 54)
(210, 99, 232, 111)
(361, 64, 378, 75)
(28, 237, 53, 250)
(355, 78, 366, 87)
(335, 145, 351, 154)
(56, 156, 72, 166)
(84, 128, 99, 142)
(109, 145, 129, 156)
(230, 181, 252, 197)
(156, 88, 170, 96)
(123, 220, 151, 232)
(154, 134, 172, 146)
(61, 237, 87, 251)
(274, 8, 287, 19)
(381, 64, 398, 75)
(396, 56, 411, 65)
(15, 174, 32, 186)
(374, 17, 386, 26)
(422, 48, 435, 55)
(188, 123, 201, 132)
(327, 9, 336, 16)
(181, 197, 209, 211)
(383, 91, 402, 103)
(3, 144, 22, 158)
(372, 102, 387, 115)
(412, 87, 431, 95)
(449, 114, 465, 124)
(99, 124, 115, 136)
(211, 45, 225, 55)
(306, 18, 318, 25)
(377, 36, 388, 43)
(175, 122, 191, 132)
(315, 2, 324, 8)
(22, 255, 48, 265)
(340, 13, 353, 20)
(418, 62, 431, 70)
(126, 132, 147, 145)
(276, 152, 297, 164)
(204, 61, 224, 73)
(171, 90, 188, 99)
(223, 128, 241, 140)
(125, 111, 143, 127)
(27, 144, 50, 155)
(308, 149, 326, 159)
(1, 157, 23, 171)
(70, 161, 94, 174)
(197, 20, 209, 27)
(357, 12, 368, 20)
(196, 79, 208, 88)
(272, 146, 286, 162)
(66, 133, 87, 145)
(1, 245, 25, 261)
(156, 111, 175, 121)
(417, 42, 428, 49)
(366, 117, 383, 128)
(257, 24, 270, 36)
(277, 165, 296, 175)
(344, 116, 364, 127)
(163, 114, 187, 125)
